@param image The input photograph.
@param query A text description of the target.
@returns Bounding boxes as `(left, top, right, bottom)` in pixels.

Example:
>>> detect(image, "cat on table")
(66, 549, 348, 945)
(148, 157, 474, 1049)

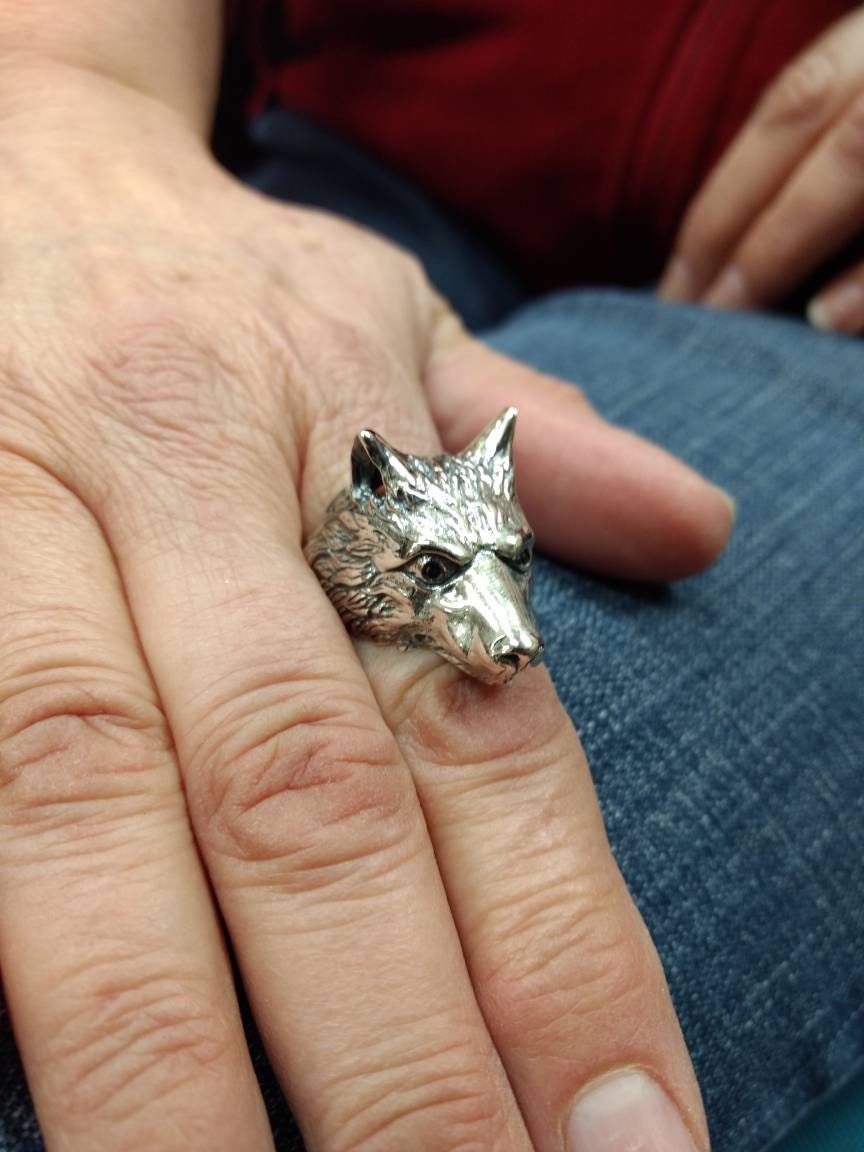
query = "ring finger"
(294, 333, 710, 1148)
(365, 648, 709, 1152)
(297, 322, 710, 1151)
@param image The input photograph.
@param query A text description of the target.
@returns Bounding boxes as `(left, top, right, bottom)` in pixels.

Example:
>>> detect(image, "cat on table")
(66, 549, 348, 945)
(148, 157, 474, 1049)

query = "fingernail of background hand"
(567, 1070, 700, 1152)
(704, 265, 748, 310)
(808, 282, 864, 333)
(658, 257, 693, 301)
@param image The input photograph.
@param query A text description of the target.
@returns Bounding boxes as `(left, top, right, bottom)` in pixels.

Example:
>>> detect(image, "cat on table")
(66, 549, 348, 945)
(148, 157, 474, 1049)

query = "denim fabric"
(494, 292, 864, 1152)
(1, 113, 862, 1152)
(775, 1072, 864, 1152)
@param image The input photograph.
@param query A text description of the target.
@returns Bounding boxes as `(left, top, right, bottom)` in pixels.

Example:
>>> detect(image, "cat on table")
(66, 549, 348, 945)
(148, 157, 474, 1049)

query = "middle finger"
(293, 322, 710, 1150)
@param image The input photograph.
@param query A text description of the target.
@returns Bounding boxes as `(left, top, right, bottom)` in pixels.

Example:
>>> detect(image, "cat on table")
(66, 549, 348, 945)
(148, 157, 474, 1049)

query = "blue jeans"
(1, 111, 862, 1152)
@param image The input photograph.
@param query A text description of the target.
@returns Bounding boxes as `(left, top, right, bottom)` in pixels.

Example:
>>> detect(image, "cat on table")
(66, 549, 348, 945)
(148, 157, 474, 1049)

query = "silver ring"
(305, 407, 544, 684)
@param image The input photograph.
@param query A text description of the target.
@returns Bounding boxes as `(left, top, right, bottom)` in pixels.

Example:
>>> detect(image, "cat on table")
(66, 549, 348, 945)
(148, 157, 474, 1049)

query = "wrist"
(0, 60, 218, 190)
(0, 64, 225, 247)
(0, 57, 212, 144)
(0, 1, 221, 135)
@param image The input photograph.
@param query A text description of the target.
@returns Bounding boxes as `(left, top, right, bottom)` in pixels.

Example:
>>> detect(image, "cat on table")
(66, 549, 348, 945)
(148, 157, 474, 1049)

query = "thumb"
(425, 325, 735, 582)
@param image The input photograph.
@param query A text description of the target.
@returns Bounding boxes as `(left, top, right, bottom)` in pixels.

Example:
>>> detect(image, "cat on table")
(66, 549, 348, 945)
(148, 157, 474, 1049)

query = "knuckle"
(371, 239, 430, 298)
(43, 966, 234, 1125)
(397, 246, 436, 310)
(394, 243, 429, 287)
(0, 673, 173, 833)
(327, 1037, 513, 1152)
(393, 662, 571, 780)
(84, 294, 286, 467)
(192, 692, 417, 880)
(480, 881, 663, 1048)
(760, 48, 838, 126)
(546, 370, 588, 410)
(78, 292, 300, 531)
(89, 296, 219, 416)
(304, 313, 410, 413)
(319, 314, 392, 382)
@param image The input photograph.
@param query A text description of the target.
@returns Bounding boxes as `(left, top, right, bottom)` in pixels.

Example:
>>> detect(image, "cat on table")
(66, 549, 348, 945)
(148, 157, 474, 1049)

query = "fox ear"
(351, 429, 415, 499)
(462, 407, 517, 471)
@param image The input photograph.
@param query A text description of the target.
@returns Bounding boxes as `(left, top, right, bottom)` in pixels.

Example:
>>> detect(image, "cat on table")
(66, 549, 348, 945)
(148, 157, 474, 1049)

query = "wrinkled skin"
(0, 68, 734, 1152)
(305, 411, 543, 684)
(662, 6, 864, 333)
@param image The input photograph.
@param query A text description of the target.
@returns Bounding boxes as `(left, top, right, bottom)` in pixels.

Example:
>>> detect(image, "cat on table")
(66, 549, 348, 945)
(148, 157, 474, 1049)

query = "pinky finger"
(808, 264, 864, 333)
(0, 453, 273, 1151)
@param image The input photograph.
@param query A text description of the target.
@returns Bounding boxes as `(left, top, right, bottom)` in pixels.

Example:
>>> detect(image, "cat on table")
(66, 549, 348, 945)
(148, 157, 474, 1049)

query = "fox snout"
(307, 407, 544, 683)
(488, 630, 544, 678)
(439, 551, 543, 684)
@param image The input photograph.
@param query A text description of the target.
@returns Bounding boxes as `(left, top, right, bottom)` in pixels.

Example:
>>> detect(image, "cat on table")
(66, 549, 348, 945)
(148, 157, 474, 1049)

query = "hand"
(659, 8, 864, 333)
(0, 69, 729, 1151)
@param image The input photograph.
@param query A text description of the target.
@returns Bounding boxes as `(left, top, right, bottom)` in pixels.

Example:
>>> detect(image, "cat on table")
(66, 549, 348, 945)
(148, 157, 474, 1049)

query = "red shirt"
(229, 1, 853, 286)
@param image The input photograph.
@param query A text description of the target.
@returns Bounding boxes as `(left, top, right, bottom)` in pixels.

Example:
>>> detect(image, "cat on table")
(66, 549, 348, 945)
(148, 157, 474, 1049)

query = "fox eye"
(509, 541, 534, 572)
(408, 552, 461, 586)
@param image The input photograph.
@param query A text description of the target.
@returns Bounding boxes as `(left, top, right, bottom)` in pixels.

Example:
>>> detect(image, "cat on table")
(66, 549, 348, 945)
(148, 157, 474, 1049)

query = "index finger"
(425, 329, 735, 582)
(365, 650, 710, 1152)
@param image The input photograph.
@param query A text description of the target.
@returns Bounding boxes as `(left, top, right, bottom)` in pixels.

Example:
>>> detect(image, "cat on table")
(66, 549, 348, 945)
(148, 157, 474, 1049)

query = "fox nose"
(490, 632, 544, 676)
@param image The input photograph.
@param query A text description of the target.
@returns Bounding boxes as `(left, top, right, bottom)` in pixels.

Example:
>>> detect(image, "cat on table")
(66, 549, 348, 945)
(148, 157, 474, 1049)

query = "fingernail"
(807, 282, 864, 333)
(704, 265, 749, 310)
(658, 257, 694, 301)
(567, 1070, 699, 1152)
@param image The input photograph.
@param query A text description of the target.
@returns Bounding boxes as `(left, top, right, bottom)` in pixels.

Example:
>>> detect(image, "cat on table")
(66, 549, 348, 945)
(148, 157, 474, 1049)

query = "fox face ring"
(304, 408, 544, 684)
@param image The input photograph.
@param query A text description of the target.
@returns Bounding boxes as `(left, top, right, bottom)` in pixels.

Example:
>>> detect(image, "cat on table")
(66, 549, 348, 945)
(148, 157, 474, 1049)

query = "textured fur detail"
(305, 409, 543, 682)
